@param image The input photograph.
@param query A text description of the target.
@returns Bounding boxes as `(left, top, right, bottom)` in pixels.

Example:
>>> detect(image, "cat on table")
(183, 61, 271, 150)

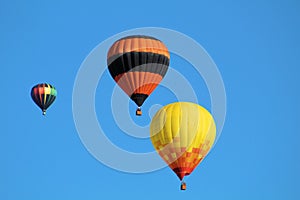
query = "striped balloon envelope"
(107, 35, 170, 116)
(31, 83, 57, 115)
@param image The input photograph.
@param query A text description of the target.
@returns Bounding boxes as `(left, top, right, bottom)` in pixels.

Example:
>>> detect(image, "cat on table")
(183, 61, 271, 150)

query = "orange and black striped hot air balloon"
(107, 35, 170, 116)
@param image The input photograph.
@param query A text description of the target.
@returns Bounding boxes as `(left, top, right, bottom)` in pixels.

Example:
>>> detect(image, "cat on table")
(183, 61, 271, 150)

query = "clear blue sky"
(1, 0, 300, 199)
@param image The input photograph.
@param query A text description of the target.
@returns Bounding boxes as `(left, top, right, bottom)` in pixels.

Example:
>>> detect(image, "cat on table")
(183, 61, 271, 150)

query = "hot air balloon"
(150, 102, 216, 190)
(107, 35, 170, 116)
(31, 83, 57, 115)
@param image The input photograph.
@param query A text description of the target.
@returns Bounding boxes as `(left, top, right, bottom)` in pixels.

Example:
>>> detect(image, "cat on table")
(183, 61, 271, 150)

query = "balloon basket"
(180, 182, 186, 190)
(136, 108, 142, 116)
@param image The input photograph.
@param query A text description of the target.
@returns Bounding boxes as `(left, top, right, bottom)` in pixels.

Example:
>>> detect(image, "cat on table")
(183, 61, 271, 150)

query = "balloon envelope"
(150, 102, 216, 180)
(31, 83, 57, 115)
(107, 35, 170, 114)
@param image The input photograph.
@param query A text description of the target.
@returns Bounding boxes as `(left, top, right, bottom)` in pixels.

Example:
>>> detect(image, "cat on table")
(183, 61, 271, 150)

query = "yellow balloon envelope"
(150, 102, 216, 189)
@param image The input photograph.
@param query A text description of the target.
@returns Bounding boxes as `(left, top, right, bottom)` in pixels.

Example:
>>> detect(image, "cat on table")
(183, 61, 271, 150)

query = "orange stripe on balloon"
(38, 86, 44, 104)
(107, 37, 169, 59)
(156, 146, 204, 180)
(114, 72, 163, 96)
(133, 83, 159, 96)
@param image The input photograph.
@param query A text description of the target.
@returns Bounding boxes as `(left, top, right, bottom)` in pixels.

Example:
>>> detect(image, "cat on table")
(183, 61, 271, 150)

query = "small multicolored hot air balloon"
(31, 83, 57, 115)
(150, 102, 216, 190)
(107, 35, 170, 116)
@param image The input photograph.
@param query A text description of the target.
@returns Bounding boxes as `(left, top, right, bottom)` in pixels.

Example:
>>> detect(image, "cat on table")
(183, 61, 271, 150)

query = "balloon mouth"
(172, 168, 191, 180)
(42, 110, 46, 115)
(177, 172, 186, 180)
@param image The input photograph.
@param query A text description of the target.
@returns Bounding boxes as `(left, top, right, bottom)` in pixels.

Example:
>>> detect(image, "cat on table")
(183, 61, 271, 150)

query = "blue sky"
(1, 0, 300, 199)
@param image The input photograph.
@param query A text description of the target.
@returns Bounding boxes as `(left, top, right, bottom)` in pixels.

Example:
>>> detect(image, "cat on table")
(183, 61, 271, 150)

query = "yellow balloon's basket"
(181, 182, 186, 190)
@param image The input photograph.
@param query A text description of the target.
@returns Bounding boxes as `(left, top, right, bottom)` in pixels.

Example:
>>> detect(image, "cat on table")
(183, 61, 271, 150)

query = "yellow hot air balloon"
(150, 102, 216, 190)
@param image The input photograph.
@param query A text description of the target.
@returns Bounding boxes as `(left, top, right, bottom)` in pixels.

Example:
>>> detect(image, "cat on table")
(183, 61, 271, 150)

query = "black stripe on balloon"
(45, 94, 51, 108)
(130, 93, 149, 107)
(31, 89, 39, 109)
(46, 95, 56, 109)
(41, 94, 46, 109)
(108, 52, 169, 79)
(33, 88, 43, 109)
